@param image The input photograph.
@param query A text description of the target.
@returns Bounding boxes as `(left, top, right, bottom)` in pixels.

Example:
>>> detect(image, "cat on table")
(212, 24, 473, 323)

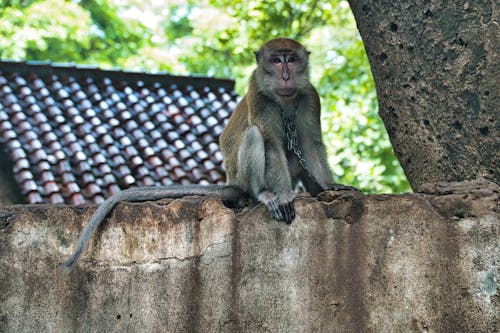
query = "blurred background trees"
(0, 0, 411, 193)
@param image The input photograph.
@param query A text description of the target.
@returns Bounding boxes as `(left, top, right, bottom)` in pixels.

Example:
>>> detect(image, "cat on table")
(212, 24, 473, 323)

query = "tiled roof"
(0, 60, 238, 205)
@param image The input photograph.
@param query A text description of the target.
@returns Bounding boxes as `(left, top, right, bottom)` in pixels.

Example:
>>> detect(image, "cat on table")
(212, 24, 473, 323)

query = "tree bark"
(348, 1, 498, 191)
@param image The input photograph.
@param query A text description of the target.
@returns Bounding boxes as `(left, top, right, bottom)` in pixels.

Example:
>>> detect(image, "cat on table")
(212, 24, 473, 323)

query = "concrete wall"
(0, 180, 498, 332)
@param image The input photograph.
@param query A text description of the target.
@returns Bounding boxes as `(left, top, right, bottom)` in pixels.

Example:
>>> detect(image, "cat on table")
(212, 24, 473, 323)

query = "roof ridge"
(0, 60, 235, 91)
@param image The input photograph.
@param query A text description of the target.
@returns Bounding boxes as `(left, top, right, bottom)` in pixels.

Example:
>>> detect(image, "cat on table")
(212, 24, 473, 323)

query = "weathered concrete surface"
(0, 182, 498, 332)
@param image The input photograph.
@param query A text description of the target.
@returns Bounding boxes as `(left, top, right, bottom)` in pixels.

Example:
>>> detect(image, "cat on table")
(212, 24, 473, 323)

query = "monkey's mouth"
(277, 88, 297, 97)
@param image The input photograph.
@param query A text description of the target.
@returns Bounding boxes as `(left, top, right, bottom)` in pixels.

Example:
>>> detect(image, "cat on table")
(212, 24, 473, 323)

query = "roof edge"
(0, 60, 236, 91)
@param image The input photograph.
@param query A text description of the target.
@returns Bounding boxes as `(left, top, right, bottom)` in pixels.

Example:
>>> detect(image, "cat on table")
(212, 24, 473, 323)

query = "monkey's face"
(255, 38, 310, 99)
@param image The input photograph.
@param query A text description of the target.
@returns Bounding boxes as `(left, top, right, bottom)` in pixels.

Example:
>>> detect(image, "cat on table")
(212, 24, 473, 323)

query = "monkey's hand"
(326, 183, 361, 192)
(258, 191, 296, 224)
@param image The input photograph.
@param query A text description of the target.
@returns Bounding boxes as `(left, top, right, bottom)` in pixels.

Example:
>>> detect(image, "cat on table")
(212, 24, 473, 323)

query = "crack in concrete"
(107, 237, 232, 269)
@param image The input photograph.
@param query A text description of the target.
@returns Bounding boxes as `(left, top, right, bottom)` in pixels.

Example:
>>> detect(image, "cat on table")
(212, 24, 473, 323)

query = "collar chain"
(280, 106, 319, 185)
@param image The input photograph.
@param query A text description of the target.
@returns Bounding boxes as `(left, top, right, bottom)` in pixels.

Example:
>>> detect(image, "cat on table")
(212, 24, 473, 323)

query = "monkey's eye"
(272, 57, 282, 63)
(287, 56, 296, 63)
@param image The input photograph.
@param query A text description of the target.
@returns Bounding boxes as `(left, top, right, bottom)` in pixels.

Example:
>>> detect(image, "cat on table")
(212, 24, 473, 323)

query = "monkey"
(220, 37, 357, 222)
(60, 37, 358, 272)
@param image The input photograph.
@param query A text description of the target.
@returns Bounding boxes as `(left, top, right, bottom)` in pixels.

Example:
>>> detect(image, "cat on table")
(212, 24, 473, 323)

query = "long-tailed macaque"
(60, 38, 357, 272)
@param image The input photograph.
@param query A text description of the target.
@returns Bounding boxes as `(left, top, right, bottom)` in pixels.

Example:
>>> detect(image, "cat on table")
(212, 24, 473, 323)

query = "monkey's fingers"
(278, 192, 296, 223)
(279, 202, 295, 224)
(268, 199, 284, 221)
(258, 191, 284, 221)
(271, 208, 284, 221)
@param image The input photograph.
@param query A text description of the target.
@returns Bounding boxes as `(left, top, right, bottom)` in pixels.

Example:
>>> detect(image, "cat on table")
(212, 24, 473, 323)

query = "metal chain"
(280, 107, 319, 184)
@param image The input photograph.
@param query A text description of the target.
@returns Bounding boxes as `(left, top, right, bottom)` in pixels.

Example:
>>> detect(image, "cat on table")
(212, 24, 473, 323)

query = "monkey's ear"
(254, 51, 260, 62)
(306, 50, 311, 55)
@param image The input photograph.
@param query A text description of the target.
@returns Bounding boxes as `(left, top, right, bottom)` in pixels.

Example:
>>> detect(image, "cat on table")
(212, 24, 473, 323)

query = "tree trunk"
(348, 1, 498, 191)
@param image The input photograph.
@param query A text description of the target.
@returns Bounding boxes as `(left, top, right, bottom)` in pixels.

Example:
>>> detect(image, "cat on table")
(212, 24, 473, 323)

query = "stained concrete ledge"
(0, 182, 498, 332)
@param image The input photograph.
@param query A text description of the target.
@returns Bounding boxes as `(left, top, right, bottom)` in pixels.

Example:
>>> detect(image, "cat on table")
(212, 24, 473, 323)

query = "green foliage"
(0, 0, 411, 193)
(0, 0, 148, 65)
(79, 0, 150, 66)
(163, 3, 194, 41)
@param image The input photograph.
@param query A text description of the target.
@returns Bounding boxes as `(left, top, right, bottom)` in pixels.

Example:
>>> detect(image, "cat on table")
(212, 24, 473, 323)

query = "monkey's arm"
(60, 185, 245, 272)
(294, 90, 333, 194)
(296, 90, 359, 195)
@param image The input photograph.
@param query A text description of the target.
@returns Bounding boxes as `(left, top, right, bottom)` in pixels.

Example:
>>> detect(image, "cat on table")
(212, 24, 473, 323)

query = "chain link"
(281, 108, 319, 185)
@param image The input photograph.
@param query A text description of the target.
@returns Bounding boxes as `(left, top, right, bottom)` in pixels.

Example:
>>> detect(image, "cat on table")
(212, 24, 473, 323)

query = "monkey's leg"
(237, 126, 295, 223)
(237, 126, 266, 197)
(301, 157, 360, 194)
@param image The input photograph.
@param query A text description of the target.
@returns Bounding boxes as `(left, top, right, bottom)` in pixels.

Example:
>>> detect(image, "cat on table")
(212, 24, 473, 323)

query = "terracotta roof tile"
(0, 60, 238, 204)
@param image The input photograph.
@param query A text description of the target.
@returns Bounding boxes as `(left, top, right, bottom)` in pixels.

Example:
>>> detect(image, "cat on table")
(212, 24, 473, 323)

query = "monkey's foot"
(258, 191, 296, 224)
(327, 183, 361, 192)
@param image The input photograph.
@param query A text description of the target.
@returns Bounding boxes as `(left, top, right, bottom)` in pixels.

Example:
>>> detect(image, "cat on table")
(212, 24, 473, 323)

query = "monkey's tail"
(60, 185, 246, 273)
